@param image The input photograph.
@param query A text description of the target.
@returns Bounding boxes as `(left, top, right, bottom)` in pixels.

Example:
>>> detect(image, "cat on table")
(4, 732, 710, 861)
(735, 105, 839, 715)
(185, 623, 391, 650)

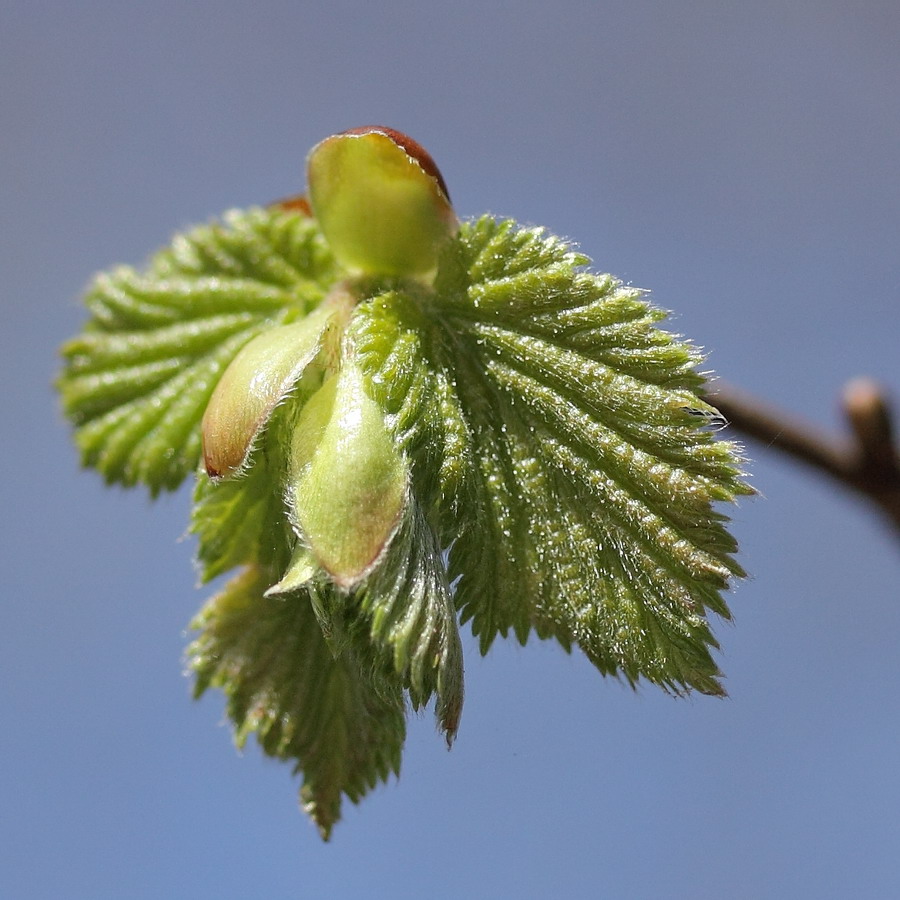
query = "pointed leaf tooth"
(265, 542, 319, 597)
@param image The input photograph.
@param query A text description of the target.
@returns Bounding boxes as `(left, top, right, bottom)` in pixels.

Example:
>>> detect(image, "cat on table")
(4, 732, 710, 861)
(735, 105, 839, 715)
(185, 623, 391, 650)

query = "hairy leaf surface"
(61, 205, 751, 839)
(58, 210, 336, 493)
(355, 216, 751, 693)
(188, 566, 405, 840)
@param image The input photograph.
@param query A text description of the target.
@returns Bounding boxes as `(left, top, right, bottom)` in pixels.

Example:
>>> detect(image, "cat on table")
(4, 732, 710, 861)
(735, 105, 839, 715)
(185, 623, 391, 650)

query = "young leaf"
(59, 134, 751, 839)
(355, 216, 751, 694)
(58, 210, 337, 493)
(351, 498, 465, 741)
(188, 565, 405, 840)
(190, 444, 288, 583)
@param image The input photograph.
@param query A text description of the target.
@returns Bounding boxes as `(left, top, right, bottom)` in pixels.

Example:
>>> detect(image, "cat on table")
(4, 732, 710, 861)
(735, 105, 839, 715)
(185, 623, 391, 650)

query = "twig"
(702, 378, 900, 537)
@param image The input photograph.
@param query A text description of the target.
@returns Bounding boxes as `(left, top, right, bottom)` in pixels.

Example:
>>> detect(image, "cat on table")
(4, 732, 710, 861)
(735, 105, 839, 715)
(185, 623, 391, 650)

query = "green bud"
(287, 362, 408, 588)
(201, 300, 341, 479)
(307, 126, 458, 278)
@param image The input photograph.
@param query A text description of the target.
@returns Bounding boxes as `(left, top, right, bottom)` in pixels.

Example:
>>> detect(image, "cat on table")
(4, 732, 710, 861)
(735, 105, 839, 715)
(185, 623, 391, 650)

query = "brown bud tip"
(340, 126, 451, 202)
(843, 377, 896, 467)
(270, 194, 313, 216)
(307, 126, 457, 277)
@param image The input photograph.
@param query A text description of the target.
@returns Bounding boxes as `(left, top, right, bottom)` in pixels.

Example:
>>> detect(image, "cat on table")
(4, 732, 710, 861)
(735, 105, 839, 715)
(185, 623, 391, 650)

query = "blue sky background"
(3, 2, 899, 898)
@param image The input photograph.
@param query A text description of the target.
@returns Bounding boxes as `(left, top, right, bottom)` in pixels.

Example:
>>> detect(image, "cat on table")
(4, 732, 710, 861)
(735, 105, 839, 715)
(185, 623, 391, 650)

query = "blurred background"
(3, 2, 898, 897)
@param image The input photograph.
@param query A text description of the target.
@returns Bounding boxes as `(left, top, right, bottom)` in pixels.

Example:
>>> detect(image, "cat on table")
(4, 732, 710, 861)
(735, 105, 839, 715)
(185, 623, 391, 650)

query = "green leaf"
(188, 565, 405, 840)
(355, 215, 751, 694)
(348, 289, 475, 529)
(264, 483, 463, 742)
(58, 209, 338, 493)
(352, 498, 464, 741)
(61, 196, 751, 838)
(266, 500, 464, 742)
(190, 446, 288, 583)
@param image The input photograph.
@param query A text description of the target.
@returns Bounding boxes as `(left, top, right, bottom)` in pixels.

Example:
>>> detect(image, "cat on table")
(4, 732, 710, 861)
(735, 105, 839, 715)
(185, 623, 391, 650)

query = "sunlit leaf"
(188, 566, 405, 840)
(58, 210, 337, 493)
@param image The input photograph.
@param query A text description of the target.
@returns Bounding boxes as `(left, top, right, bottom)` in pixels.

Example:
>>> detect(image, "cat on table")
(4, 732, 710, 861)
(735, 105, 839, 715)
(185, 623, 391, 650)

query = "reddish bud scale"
(306, 126, 457, 277)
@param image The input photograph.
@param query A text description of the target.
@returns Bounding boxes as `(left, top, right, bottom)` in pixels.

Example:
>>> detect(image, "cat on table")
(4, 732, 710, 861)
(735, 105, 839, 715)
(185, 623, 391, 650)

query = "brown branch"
(701, 378, 900, 537)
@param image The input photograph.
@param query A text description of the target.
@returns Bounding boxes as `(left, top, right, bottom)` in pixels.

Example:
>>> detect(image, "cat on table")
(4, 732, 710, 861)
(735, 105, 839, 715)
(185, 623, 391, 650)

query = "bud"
(307, 126, 457, 277)
(287, 362, 408, 588)
(201, 302, 338, 479)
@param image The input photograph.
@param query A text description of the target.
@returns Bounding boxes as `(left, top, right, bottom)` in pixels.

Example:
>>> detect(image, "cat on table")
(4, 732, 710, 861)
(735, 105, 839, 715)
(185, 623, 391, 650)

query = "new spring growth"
(201, 126, 457, 592)
(59, 125, 750, 839)
(307, 126, 458, 277)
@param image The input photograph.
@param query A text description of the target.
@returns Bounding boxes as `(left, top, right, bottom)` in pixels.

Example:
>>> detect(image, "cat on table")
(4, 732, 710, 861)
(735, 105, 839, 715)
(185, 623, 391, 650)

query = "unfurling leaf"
(354, 499, 464, 741)
(58, 210, 337, 493)
(188, 565, 405, 841)
(59, 128, 751, 839)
